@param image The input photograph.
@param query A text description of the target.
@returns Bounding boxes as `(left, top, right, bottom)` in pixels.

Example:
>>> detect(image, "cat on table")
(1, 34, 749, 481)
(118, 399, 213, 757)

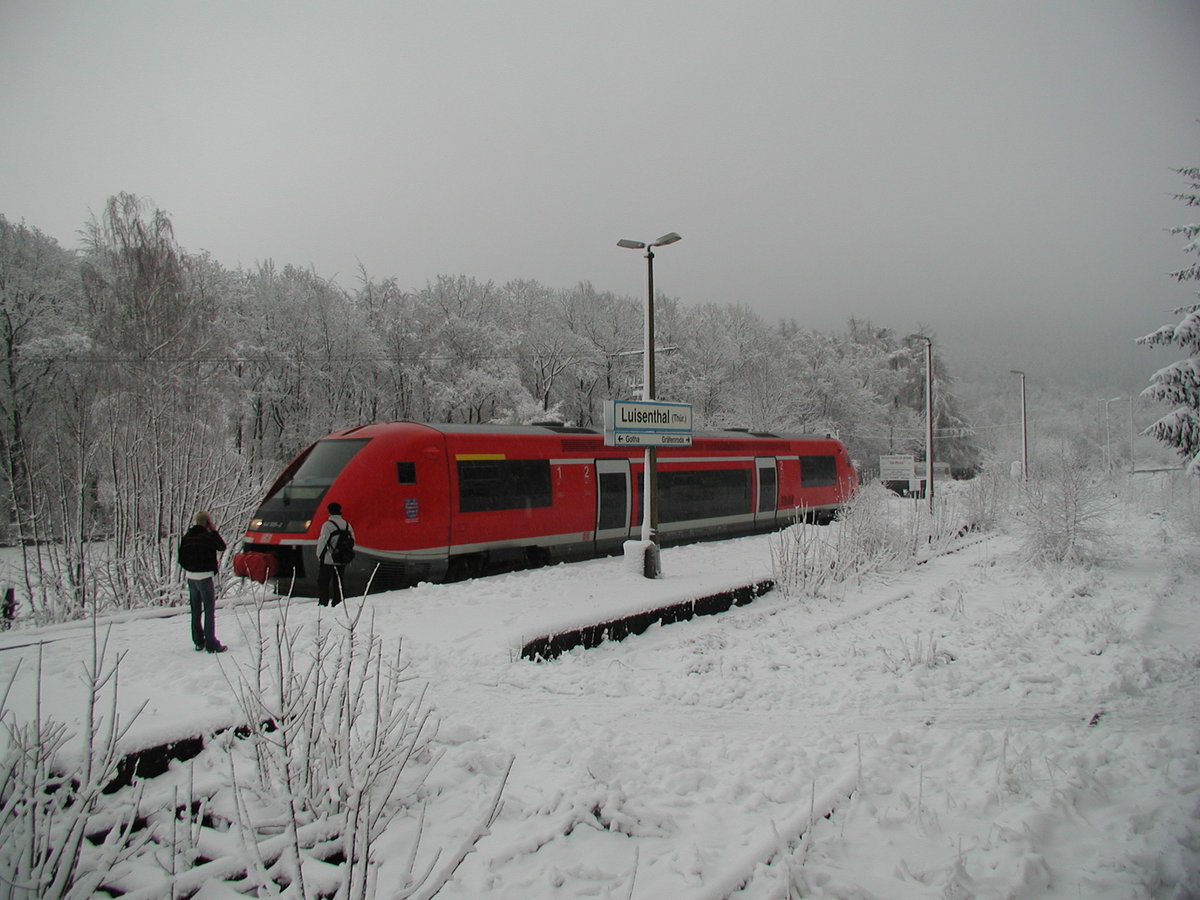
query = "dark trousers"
(317, 563, 344, 607)
(187, 576, 218, 649)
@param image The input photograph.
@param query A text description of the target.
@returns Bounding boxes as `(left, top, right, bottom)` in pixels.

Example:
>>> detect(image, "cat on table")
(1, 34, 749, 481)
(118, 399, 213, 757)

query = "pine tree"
(1139, 165, 1200, 475)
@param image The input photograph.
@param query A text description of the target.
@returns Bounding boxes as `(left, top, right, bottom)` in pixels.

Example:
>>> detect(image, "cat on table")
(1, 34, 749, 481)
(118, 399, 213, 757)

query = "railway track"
(423, 529, 1200, 898)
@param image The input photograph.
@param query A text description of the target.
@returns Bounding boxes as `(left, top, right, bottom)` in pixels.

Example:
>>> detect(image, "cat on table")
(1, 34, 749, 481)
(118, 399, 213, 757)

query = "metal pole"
(1105, 402, 1112, 470)
(1019, 374, 1028, 480)
(1129, 396, 1136, 473)
(618, 232, 679, 578)
(1100, 396, 1120, 470)
(645, 247, 655, 407)
(925, 338, 934, 514)
(1011, 370, 1028, 480)
(642, 247, 660, 576)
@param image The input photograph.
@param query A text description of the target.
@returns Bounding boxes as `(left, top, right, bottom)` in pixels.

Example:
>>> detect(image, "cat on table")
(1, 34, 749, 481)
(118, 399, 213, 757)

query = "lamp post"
(909, 335, 934, 514)
(1128, 396, 1136, 473)
(617, 231, 682, 577)
(1010, 370, 1028, 480)
(1101, 396, 1121, 470)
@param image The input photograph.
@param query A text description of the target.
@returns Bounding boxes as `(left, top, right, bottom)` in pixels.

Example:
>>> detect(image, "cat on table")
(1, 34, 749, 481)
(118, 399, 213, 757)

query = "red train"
(241, 422, 858, 596)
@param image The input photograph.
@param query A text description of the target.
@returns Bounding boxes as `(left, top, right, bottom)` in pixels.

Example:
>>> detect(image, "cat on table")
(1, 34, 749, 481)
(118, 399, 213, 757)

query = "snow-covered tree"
(1139, 164, 1200, 475)
(0, 217, 80, 543)
(353, 267, 425, 424)
(234, 261, 376, 466)
(668, 303, 754, 427)
(554, 282, 642, 426)
(504, 278, 586, 416)
(888, 331, 981, 476)
(80, 194, 245, 605)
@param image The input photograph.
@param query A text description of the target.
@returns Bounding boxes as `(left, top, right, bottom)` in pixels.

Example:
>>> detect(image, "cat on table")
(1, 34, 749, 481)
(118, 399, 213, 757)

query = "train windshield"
(251, 439, 369, 532)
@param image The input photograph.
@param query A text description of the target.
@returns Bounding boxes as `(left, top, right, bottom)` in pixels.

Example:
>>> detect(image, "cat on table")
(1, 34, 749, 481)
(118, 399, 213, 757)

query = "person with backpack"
(178, 510, 227, 653)
(315, 502, 355, 607)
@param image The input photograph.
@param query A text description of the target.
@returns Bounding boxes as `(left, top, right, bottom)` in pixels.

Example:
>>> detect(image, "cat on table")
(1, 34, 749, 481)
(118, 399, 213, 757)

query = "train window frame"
(655, 467, 752, 522)
(263, 438, 369, 503)
(396, 461, 417, 484)
(799, 455, 838, 488)
(457, 459, 553, 513)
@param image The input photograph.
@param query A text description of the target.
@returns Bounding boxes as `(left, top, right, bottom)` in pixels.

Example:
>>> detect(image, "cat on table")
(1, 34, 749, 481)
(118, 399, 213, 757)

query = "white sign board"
(604, 400, 693, 447)
(879, 454, 915, 481)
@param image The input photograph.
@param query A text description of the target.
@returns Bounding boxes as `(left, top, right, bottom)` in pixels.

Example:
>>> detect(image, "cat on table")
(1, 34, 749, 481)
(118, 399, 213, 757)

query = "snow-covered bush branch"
(0, 631, 146, 899)
(1016, 449, 1116, 567)
(216, 596, 451, 899)
(770, 482, 977, 600)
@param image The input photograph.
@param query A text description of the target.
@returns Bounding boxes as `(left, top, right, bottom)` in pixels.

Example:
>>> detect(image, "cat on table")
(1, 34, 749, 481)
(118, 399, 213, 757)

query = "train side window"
(799, 455, 837, 487)
(458, 459, 552, 513)
(397, 462, 417, 484)
(658, 468, 751, 522)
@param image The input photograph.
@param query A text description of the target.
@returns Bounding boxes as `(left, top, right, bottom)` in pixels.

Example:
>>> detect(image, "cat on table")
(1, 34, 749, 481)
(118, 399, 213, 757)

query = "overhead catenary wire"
(0, 352, 545, 364)
(840, 420, 1044, 441)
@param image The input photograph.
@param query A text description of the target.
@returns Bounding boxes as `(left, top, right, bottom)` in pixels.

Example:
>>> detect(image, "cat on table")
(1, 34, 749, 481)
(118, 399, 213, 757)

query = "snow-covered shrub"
(771, 482, 976, 599)
(879, 631, 956, 673)
(771, 483, 895, 598)
(1016, 449, 1116, 567)
(0, 634, 146, 899)
(220, 598, 444, 899)
(1121, 468, 1200, 534)
(954, 470, 1014, 533)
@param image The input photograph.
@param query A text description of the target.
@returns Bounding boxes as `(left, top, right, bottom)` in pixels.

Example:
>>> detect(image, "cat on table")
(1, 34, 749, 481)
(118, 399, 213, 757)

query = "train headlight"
(250, 519, 263, 530)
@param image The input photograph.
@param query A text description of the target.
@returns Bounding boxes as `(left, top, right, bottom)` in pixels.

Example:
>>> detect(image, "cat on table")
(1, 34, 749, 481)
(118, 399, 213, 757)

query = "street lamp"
(1101, 396, 1121, 470)
(1010, 370, 1028, 480)
(617, 231, 682, 577)
(1128, 396, 1136, 473)
(909, 335, 934, 514)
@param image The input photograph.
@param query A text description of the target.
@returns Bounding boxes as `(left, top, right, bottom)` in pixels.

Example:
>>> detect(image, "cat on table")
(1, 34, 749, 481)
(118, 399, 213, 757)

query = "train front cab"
(241, 436, 373, 595)
(241, 423, 457, 596)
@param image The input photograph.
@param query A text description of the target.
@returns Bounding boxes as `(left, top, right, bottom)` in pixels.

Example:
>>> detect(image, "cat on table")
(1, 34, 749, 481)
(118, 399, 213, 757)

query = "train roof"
(327, 421, 843, 444)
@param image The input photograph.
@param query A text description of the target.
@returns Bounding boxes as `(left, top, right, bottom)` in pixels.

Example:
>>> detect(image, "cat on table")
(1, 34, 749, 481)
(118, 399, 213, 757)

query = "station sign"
(604, 400, 694, 447)
(879, 454, 915, 481)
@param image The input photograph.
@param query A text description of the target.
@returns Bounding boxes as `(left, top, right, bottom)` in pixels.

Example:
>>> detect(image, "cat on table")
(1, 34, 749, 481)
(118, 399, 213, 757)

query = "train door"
(755, 457, 778, 527)
(595, 458, 632, 546)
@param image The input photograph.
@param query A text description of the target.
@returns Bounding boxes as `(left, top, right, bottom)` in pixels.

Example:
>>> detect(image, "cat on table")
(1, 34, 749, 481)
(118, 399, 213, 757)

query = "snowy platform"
(0, 534, 779, 760)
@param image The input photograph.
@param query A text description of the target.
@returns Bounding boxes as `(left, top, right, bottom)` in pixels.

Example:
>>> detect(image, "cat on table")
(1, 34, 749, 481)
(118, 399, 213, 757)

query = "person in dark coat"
(315, 502, 354, 607)
(178, 510, 227, 652)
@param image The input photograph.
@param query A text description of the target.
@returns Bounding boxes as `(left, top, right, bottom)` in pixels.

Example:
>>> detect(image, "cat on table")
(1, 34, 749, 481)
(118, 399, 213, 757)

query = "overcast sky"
(2, 1, 1197, 393)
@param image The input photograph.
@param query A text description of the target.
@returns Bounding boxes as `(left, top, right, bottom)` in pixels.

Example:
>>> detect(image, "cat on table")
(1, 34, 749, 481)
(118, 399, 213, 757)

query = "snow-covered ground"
(1, 482, 1198, 898)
